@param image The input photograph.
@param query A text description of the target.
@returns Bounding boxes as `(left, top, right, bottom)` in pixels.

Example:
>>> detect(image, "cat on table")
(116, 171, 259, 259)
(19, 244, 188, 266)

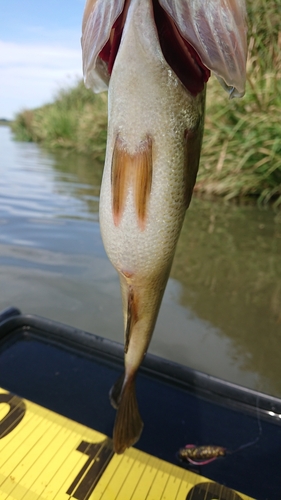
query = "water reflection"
(171, 200, 281, 395)
(50, 150, 103, 217)
(1, 126, 281, 397)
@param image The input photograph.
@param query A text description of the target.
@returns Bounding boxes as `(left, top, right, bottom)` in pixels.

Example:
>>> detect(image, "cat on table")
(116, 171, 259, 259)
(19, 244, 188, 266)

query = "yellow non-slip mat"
(0, 389, 254, 500)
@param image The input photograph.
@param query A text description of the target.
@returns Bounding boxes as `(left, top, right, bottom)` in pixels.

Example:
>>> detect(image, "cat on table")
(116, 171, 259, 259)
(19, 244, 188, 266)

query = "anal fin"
(133, 136, 153, 230)
(124, 286, 138, 354)
(112, 377, 143, 454)
(109, 373, 125, 409)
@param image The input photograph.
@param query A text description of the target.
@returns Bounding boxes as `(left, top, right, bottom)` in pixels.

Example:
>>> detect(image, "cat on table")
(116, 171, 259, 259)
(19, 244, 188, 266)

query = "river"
(1, 125, 281, 397)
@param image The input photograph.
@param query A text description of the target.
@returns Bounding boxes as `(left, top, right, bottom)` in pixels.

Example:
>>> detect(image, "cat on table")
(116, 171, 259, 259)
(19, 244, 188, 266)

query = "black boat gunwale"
(0, 307, 280, 426)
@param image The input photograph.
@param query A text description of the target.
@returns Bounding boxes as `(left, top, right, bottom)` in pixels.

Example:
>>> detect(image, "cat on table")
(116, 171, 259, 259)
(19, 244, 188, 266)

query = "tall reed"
(197, 0, 281, 205)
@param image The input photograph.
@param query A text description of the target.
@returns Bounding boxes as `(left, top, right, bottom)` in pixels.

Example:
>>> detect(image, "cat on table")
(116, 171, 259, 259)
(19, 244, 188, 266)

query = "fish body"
(100, 0, 205, 452)
(82, 0, 247, 454)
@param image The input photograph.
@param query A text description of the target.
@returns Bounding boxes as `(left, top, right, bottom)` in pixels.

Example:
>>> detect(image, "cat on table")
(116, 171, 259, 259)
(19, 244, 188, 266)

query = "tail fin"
(111, 377, 143, 454)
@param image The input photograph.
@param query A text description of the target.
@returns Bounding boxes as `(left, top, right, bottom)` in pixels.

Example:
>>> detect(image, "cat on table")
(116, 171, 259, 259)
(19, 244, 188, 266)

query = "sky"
(1, 0, 86, 119)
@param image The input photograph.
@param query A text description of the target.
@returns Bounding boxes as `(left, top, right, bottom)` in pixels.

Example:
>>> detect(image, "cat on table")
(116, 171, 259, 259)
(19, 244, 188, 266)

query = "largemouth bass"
(82, 0, 247, 454)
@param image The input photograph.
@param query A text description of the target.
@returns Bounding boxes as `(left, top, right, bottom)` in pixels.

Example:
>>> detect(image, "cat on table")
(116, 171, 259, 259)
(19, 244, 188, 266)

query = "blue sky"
(1, 0, 86, 119)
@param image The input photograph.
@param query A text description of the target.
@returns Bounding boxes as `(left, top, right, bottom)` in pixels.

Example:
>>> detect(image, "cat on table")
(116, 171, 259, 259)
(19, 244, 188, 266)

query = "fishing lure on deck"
(178, 425, 262, 466)
(179, 444, 227, 465)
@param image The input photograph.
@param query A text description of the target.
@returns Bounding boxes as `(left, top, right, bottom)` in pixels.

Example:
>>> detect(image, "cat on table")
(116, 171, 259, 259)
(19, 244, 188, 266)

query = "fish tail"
(112, 376, 143, 454)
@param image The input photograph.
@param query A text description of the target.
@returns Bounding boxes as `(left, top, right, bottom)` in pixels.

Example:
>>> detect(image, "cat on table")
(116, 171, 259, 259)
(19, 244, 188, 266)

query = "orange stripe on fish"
(111, 136, 131, 227)
(133, 136, 153, 230)
(111, 135, 153, 230)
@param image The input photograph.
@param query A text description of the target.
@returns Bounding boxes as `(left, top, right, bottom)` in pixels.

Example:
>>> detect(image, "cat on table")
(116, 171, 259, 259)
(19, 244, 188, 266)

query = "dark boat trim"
(0, 307, 280, 425)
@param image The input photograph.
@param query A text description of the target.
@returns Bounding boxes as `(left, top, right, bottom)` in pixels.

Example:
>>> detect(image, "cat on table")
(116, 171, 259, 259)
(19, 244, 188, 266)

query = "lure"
(179, 426, 262, 466)
(178, 444, 226, 465)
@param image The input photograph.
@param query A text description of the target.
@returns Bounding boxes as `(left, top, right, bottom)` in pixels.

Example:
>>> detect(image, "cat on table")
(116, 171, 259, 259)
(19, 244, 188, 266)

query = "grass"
(198, 73, 281, 205)
(197, 0, 281, 206)
(12, 81, 108, 162)
(11, 0, 281, 204)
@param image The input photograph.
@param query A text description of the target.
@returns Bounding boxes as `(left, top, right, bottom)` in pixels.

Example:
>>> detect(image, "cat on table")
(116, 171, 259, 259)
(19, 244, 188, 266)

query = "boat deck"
(0, 308, 280, 499)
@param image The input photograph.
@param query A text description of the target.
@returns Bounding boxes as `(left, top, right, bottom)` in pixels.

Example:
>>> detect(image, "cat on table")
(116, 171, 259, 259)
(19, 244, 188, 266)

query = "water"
(1, 125, 281, 397)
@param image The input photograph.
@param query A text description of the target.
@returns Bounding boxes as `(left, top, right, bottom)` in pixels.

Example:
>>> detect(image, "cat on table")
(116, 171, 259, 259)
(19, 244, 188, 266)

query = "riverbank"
(11, 83, 108, 163)
(11, 0, 281, 205)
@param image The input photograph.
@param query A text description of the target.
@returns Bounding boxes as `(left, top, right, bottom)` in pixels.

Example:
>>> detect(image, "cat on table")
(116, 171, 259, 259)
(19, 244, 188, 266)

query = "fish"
(81, 0, 247, 454)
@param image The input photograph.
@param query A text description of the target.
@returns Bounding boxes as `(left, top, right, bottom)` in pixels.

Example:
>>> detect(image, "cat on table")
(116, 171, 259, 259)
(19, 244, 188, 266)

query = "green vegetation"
(198, 0, 281, 206)
(12, 81, 108, 162)
(11, 0, 281, 204)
